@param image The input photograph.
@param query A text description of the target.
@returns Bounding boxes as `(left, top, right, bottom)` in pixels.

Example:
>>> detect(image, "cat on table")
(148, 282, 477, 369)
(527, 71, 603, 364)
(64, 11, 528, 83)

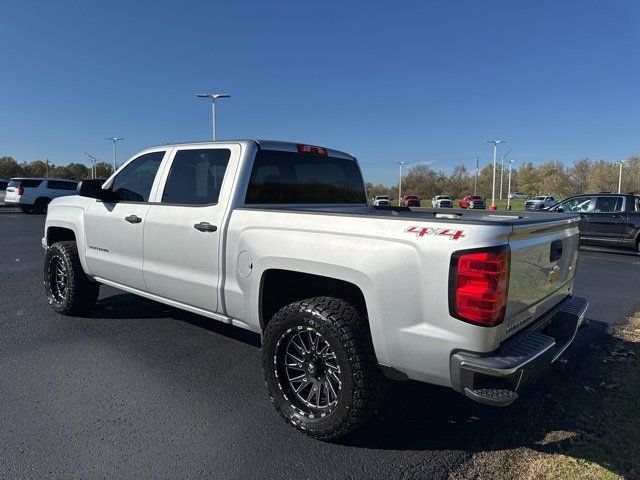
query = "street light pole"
(618, 160, 625, 194)
(196, 93, 231, 141)
(398, 161, 405, 206)
(474, 156, 479, 195)
(486, 140, 505, 210)
(499, 148, 512, 200)
(507, 159, 514, 210)
(84, 152, 98, 179)
(106, 137, 124, 171)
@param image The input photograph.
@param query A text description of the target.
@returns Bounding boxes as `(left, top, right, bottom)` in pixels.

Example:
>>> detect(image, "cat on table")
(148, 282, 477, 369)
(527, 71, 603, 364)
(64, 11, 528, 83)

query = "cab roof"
(149, 139, 356, 161)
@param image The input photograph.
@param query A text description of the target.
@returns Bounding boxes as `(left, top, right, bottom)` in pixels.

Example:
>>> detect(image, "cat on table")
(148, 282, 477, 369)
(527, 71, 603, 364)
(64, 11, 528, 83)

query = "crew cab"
(548, 193, 640, 252)
(431, 195, 453, 208)
(459, 195, 486, 209)
(525, 196, 557, 211)
(42, 140, 587, 441)
(373, 195, 391, 206)
(400, 195, 421, 207)
(5, 177, 78, 213)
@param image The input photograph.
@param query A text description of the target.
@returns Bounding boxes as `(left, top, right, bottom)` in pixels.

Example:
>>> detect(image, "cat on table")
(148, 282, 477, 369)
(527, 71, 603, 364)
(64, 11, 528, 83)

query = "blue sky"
(1, 0, 638, 184)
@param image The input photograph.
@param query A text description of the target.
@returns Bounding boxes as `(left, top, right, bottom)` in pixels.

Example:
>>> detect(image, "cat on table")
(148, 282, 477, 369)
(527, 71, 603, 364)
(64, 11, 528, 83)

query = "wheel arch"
(259, 269, 369, 330)
(45, 209, 90, 274)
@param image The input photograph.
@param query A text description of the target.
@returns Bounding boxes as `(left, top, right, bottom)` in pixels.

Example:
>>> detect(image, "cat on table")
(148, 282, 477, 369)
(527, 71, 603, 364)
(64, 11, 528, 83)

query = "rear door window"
(161, 149, 230, 205)
(245, 150, 366, 204)
(594, 196, 624, 213)
(111, 151, 165, 202)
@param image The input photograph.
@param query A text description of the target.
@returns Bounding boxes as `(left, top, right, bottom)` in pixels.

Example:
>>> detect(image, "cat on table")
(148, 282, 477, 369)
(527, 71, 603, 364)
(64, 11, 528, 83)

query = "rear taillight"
(449, 246, 510, 326)
(18, 186, 24, 195)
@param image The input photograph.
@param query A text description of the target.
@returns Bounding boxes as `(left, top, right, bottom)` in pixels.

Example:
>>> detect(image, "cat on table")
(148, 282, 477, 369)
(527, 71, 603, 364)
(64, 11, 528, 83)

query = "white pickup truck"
(42, 140, 587, 441)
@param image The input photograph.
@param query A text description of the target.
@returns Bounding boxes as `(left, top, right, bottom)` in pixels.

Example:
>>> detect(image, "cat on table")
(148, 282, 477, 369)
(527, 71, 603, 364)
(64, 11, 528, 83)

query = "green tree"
(0, 156, 23, 179)
(517, 162, 541, 196)
(587, 160, 617, 193)
(94, 162, 114, 179)
(22, 160, 49, 177)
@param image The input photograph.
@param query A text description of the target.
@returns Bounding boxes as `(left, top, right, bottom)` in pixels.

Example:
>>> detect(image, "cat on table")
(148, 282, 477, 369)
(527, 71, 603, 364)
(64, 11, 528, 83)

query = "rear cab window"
(245, 149, 366, 204)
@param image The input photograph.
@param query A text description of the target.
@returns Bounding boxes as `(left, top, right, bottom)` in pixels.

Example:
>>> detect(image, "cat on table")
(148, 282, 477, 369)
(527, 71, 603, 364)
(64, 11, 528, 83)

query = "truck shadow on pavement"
(87, 292, 639, 478)
(343, 318, 638, 478)
(89, 292, 261, 348)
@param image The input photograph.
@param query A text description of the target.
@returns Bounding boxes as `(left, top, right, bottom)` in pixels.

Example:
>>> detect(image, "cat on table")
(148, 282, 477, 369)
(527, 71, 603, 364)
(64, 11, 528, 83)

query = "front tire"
(44, 241, 100, 315)
(262, 297, 384, 441)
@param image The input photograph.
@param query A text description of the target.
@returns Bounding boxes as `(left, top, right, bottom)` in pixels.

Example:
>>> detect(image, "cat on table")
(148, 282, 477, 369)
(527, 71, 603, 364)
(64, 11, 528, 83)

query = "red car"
(459, 195, 486, 209)
(400, 195, 421, 207)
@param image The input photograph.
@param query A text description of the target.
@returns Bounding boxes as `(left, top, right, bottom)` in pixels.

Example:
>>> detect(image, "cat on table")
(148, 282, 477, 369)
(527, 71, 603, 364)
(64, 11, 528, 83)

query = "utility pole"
(486, 140, 505, 210)
(398, 161, 405, 205)
(45, 159, 49, 178)
(618, 160, 625, 194)
(106, 137, 124, 171)
(474, 156, 479, 195)
(499, 148, 512, 199)
(507, 159, 514, 210)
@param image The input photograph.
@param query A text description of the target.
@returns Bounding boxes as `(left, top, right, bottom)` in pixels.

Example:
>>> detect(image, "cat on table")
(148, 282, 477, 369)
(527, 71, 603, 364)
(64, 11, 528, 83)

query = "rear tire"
(34, 197, 50, 214)
(262, 297, 384, 441)
(44, 241, 100, 315)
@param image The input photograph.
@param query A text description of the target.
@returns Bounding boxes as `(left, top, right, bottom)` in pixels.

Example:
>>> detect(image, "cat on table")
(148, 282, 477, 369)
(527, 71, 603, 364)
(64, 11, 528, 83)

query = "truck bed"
(239, 204, 579, 226)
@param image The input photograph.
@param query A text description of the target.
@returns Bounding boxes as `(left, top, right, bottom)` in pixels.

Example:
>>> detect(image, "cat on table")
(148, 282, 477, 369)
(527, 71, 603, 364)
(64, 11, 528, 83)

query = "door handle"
(125, 215, 142, 224)
(194, 222, 218, 232)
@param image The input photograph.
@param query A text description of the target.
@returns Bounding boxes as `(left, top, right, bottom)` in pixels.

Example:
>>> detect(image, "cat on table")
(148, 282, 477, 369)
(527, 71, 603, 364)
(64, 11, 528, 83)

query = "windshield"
(534, 196, 546, 200)
(377, 196, 389, 200)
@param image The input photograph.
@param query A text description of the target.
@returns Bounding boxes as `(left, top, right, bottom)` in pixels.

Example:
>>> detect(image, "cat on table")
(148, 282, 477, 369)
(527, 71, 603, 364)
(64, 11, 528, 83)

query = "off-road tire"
(262, 297, 384, 441)
(44, 241, 99, 315)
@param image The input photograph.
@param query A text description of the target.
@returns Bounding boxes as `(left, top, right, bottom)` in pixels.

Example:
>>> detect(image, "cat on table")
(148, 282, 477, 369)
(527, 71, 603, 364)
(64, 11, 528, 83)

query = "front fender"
(45, 204, 89, 274)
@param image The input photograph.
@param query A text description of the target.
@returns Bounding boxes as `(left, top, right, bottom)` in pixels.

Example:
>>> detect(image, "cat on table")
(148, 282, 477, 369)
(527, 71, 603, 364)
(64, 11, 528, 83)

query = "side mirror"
(556, 207, 564, 213)
(76, 179, 117, 201)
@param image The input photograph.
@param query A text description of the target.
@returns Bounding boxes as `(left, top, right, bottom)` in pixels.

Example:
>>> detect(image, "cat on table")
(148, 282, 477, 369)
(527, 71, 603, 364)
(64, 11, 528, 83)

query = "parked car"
(373, 195, 391, 206)
(4, 178, 78, 213)
(548, 193, 640, 252)
(509, 192, 529, 199)
(431, 195, 453, 208)
(400, 195, 421, 207)
(459, 195, 486, 209)
(525, 196, 557, 210)
(42, 139, 587, 440)
(0, 179, 8, 204)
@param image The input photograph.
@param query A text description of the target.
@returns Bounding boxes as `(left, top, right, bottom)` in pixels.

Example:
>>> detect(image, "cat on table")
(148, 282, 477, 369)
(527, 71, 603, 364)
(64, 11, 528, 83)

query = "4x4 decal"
(405, 226, 466, 240)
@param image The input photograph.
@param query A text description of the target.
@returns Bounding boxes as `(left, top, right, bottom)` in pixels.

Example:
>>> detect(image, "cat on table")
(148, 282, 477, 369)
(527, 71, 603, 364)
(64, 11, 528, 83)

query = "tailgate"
(501, 216, 580, 340)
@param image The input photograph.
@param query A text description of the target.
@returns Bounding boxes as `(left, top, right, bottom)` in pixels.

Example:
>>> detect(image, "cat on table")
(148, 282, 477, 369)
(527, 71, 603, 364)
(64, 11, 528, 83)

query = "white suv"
(4, 178, 78, 213)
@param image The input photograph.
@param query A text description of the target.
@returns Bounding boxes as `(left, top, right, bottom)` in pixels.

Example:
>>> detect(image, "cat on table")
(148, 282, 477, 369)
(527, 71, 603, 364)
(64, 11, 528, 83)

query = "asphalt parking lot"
(1, 210, 639, 479)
